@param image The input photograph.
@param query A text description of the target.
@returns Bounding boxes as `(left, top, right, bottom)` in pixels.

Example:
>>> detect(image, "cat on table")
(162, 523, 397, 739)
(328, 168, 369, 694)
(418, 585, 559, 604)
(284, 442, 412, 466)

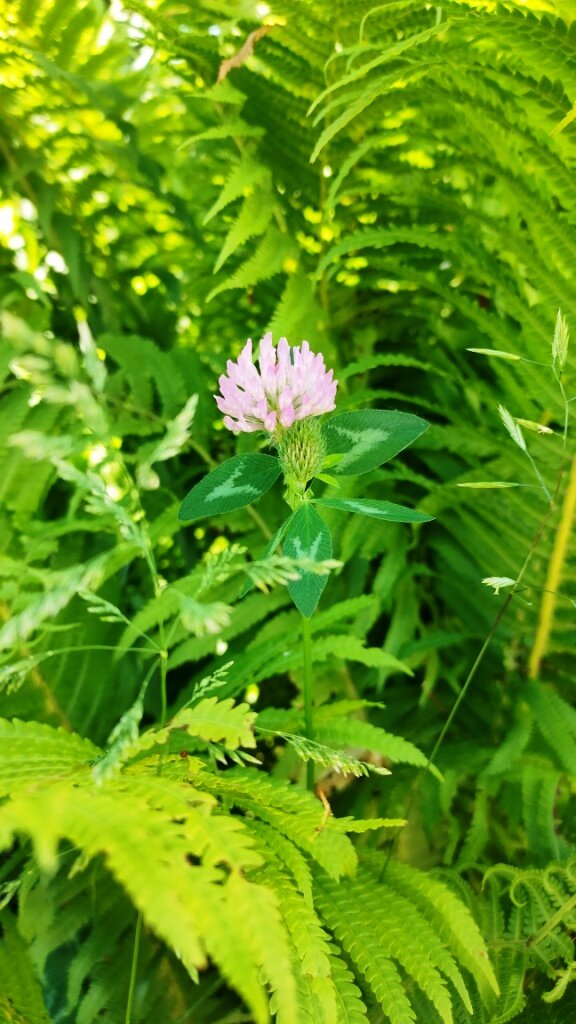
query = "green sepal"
(283, 504, 332, 617)
(315, 473, 340, 487)
(322, 410, 429, 476)
(178, 453, 281, 522)
(315, 498, 434, 523)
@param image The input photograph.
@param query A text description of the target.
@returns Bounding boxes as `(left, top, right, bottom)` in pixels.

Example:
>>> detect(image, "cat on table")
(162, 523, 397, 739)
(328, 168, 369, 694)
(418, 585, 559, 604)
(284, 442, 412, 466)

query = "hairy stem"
(301, 614, 315, 791)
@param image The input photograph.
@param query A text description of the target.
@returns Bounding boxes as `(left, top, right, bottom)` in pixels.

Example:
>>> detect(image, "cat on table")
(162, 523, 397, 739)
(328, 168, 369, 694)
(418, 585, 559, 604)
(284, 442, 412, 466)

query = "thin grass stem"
(124, 910, 143, 1024)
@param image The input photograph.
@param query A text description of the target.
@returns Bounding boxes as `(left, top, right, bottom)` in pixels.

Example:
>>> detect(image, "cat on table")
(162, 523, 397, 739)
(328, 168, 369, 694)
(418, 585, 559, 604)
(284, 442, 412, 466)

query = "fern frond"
(315, 871, 418, 1024)
(213, 187, 274, 272)
(455, 784, 490, 870)
(0, 718, 99, 794)
(0, 911, 51, 1024)
(156, 696, 257, 750)
(100, 334, 187, 416)
(203, 152, 271, 223)
(207, 226, 297, 301)
(318, 863, 475, 1024)
(266, 272, 328, 352)
(525, 679, 576, 775)
(0, 771, 284, 1022)
(313, 714, 432, 773)
(262, 864, 338, 1024)
(483, 702, 533, 778)
(521, 763, 563, 864)
(225, 631, 410, 693)
(198, 766, 357, 878)
(383, 859, 500, 1004)
(248, 820, 314, 903)
(328, 944, 371, 1024)
(222, 872, 299, 1024)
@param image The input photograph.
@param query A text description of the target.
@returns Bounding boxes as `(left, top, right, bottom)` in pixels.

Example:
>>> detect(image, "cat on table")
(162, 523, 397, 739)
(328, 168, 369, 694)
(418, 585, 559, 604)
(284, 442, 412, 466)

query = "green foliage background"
(0, 0, 576, 1021)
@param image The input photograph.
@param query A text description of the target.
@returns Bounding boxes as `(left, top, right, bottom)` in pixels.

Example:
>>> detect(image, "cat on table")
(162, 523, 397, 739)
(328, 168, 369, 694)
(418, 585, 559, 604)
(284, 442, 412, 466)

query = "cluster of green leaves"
(0, 0, 575, 1021)
(178, 408, 432, 615)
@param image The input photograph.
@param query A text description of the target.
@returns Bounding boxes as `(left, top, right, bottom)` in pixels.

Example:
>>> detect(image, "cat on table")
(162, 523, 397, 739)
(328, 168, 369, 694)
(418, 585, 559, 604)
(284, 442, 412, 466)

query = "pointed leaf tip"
(284, 504, 332, 617)
(315, 497, 433, 523)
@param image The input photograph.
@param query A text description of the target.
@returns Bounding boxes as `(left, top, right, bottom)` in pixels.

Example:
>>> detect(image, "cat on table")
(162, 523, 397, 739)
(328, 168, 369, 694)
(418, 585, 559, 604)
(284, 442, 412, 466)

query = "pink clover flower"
(215, 333, 337, 434)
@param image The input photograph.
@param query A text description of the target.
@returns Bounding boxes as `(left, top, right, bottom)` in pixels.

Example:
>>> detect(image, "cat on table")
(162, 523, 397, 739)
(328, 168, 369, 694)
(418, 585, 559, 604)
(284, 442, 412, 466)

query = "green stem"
(159, 649, 168, 729)
(528, 891, 576, 949)
(124, 910, 143, 1024)
(301, 614, 315, 791)
(525, 449, 552, 502)
(141, 537, 168, 728)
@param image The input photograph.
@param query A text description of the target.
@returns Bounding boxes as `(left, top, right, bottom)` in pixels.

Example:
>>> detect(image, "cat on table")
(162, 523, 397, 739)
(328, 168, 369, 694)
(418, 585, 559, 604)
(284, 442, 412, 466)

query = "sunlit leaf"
(322, 410, 429, 476)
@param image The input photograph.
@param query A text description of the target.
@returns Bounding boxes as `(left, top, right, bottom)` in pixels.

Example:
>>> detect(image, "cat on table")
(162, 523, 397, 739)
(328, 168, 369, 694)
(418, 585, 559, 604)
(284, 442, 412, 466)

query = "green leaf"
(467, 348, 522, 361)
(313, 717, 432, 774)
(552, 309, 569, 374)
(322, 411, 429, 476)
(315, 498, 433, 523)
(0, 779, 273, 1022)
(0, 719, 99, 797)
(283, 504, 332, 617)
(201, 767, 357, 879)
(456, 481, 520, 489)
(498, 405, 526, 452)
(138, 698, 257, 755)
(178, 454, 281, 522)
(136, 394, 198, 490)
(384, 860, 499, 1004)
(313, 636, 411, 675)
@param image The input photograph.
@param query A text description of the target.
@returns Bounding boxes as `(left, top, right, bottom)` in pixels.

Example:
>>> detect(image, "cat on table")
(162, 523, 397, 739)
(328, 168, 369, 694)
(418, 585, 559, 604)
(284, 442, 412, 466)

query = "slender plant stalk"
(528, 454, 576, 678)
(301, 614, 315, 791)
(124, 910, 143, 1024)
(125, 488, 168, 1023)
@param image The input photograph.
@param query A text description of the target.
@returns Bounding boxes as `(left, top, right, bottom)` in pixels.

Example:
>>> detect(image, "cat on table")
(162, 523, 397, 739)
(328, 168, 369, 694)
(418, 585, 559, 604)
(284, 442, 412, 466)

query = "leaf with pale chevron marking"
(315, 498, 433, 523)
(322, 410, 429, 476)
(178, 454, 281, 522)
(284, 504, 332, 617)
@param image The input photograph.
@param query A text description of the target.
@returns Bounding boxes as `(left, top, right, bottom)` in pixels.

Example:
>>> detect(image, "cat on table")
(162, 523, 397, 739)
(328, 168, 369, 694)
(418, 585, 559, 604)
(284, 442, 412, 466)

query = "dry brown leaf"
(217, 25, 273, 83)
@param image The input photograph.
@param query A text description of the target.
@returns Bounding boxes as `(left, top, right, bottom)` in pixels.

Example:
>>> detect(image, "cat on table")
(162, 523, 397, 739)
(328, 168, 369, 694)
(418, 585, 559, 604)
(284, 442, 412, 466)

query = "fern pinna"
(0, 712, 498, 1024)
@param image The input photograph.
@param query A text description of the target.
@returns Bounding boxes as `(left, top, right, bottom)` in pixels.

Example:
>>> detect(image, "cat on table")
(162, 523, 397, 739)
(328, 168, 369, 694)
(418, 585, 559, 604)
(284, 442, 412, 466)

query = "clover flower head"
(215, 332, 338, 434)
